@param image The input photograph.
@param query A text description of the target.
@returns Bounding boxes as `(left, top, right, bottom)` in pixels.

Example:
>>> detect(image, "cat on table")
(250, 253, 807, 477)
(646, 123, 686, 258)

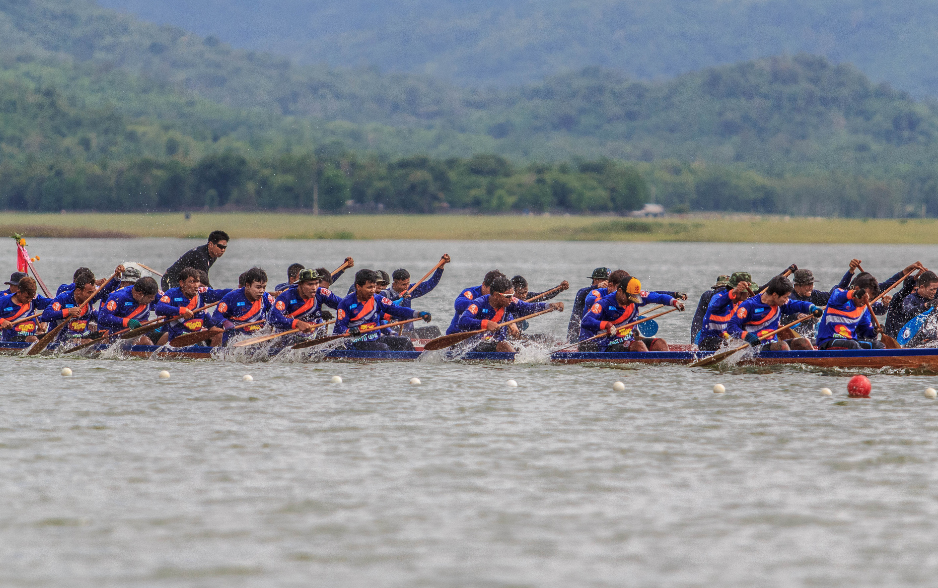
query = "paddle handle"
(232, 318, 338, 348)
(870, 267, 917, 306)
(403, 257, 447, 297)
(755, 312, 821, 343)
(553, 306, 677, 352)
(525, 283, 565, 303)
(136, 263, 165, 277)
(7, 312, 43, 327)
(756, 265, 796, 295)
(854, 264, 883, 330)
(78, 271, 120, 313)
(331, 259, 352, 279)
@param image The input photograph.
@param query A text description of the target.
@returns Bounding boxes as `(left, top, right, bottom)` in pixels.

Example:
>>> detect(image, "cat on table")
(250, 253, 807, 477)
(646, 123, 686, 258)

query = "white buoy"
(331, 375, 343, 384)
(713, 384, 726, 394)
(409, 377, 421, 385)
(158, 370, 170, 380)
(60, 367, 72, 377)
(506, 379, 518, 387)
(242, 374, 253, 382)
(925, 388, 937, 399)
(820, 388, 832, 396)
(612, 381, 626, 392)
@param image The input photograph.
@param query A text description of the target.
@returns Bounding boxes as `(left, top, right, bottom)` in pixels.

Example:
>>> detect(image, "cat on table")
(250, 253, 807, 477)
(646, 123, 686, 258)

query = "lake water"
(3, 238, 938, 587)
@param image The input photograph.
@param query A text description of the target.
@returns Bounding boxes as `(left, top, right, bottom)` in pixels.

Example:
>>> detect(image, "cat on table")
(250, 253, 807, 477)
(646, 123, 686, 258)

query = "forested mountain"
(97, 0, 938, 97)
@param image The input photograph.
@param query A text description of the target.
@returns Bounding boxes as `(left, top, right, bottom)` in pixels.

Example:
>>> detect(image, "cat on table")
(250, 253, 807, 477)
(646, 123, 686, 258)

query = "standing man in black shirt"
(161, 230, 229, 291)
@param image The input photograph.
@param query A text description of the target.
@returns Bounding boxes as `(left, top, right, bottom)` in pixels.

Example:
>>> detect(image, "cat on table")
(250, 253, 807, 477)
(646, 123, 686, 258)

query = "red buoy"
(847, 375, 871, 398)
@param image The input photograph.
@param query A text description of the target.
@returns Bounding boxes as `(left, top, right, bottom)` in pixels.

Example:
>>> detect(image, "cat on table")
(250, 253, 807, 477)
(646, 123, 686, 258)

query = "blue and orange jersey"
(379, 268, 444, 333)
(97, 286, 151, 332)
(726, 295, 813, 342)
(446, 285, 484, 334)
(269, 285, 342, 330)
(457, 295, 548, 342)
(40, 289, 97, 338)
(155, 287, 217, 339)
(816, 288, 876, 344)
(0, 292, 52, 341)
(581, 291, 676, 349)
(211, 288, 273, 334)
(697, 289, 746, 343)
(334, 292, 417, 340)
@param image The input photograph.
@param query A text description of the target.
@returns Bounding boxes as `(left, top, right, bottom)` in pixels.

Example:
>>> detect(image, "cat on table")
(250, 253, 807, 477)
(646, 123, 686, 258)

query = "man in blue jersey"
(269, 269, 342, 340)
(335, 269, 431, 351)
(212, 267, 273, 343)
(41, 269, 103, 343)
(155, 267, 225, 346)
(726, 275, 822, 351)
(56, 264, 125, 303)
(381, 254, 450, 338)
(816, 272, 884, 350)
(0, 277, 52, 343)
(567, 267, 610, 343)
(457, 275, 563, 353)
(446, 270, 506, 335)
(98, 277, 160, 345)
(580, 277, 684, 352)
(1, 272, 27, 297)
(696, 273, 754, 351)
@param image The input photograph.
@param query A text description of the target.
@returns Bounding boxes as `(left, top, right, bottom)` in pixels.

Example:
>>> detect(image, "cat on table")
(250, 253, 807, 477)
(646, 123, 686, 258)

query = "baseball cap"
(729, 272, 756, 292)
(619, 277, 643, 303)
(4, 271, 26, 286)
(589, 267, 611, 280)
(120, 266, 143, 283)
(793, 269, 814, 286)
(296, 269, 320, 283)
(712, 275, 731, 289)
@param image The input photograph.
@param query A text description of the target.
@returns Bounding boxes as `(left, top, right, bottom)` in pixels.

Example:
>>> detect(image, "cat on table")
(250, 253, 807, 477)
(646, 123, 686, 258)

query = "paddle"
(403, 255, 448, 297)
(169, 319, 265, 347)
(291, 316, 427, 350)
(5, 311, 43, 328)
(233, 319, 337, 348)
(63, 313, 178, 354)
(756, 264, 797, 295)
(136, 263, 164, 277)
(869, 266, 918, 307)
(120, 301, 221, 340)
(25, 270, 120, 356)
(525, 283, 566, 303)
(898, 307, 935, 346)
(856, 264, 900, 349)
(688, 314, 817, 368)
(552, 307, 678, 352)
(423, 308, 557, 351)
(331, 258, 353, 280)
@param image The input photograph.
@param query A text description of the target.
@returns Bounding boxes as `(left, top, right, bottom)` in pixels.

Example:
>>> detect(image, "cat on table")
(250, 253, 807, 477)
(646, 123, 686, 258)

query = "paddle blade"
(688, 344, 748, 368)
(233, 329, 296, 348)
(881, 334, 902, 349)
(422, 330, 481, 351)
(169, 330, 213, 347)
(25, 321, 69, 356)
(635, 317, 658, 337)
(897, 307, 933, 346)
(290, 334, 347, 350)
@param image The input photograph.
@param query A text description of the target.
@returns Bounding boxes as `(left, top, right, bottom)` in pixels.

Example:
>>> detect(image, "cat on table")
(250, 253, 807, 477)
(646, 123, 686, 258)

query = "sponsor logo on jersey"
(160, 295, 171, 303)
(468, 304, 479, 314)
(275, 301, 286, 311)
(106, 300, 117, 311)
(52, 302, 61, 311)
(463, 291, 473, 300)
(218, 302, 228, 313)
(590, 303, 602, 314)
(737, 307, 748, 319)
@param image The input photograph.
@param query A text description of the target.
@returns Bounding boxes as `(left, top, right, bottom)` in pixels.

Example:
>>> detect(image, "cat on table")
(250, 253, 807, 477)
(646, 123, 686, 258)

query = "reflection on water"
(2, 239, 938, 586)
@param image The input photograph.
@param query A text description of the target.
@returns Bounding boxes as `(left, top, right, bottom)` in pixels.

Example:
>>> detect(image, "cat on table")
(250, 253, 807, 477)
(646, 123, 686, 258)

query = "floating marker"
(847, 375, 871, 398)
(612, 381, 626, 392)
(242, 374, 253, 382)
(713, 384, 725, 394)
(331, 375, 343, 384)
(820, 388, 832, 396)
(60, 367, 72, 377)
(506, 379, 518, 387)
(925, 388, 937, 399)
(158, 370, 170, 380)
(409, 377, 421, 385)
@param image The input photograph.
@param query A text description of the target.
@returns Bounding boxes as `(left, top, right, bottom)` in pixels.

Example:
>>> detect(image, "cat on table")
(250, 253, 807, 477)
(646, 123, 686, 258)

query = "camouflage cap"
(793, 269, 814, 285)
(589, 267, 611, 280)
(729, 272, 756, 292)
(296, 268, 321, 283)
(712, 275, 731, 289)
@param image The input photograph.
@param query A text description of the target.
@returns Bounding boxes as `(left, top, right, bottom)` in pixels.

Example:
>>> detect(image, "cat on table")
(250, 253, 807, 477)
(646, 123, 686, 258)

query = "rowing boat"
(4, 340, 938, 370)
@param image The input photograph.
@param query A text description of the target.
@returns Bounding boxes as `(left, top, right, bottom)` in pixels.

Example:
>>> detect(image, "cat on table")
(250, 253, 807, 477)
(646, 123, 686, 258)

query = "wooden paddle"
(552, 307, 679, 352)
(688, 314, 818, 368)
(856, 264, 901, 349)
(403, 256, 448, 297)
(525, 283, 566, 303)
(423, 308, 557, 351)
(291, 316, 427, 350)
(169, 319, 265, 348)
(25, 270, 119, 356)
(136, 263, 164, 277)
(63, 314, 177, 354)
(5, 311, 43, 328)
(331, 258, 353, 279)
(869, 266, 918, 307)
(233, 319, 337, 348)
(119, 301, 221, 340)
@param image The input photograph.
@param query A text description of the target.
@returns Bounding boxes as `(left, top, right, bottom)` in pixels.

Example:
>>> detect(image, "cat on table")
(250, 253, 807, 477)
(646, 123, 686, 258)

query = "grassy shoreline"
(2, 212, 938, 243)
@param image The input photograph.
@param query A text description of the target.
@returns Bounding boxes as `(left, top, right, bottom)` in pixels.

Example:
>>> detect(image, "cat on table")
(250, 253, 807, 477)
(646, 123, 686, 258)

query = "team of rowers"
(1, 230, 936, 354)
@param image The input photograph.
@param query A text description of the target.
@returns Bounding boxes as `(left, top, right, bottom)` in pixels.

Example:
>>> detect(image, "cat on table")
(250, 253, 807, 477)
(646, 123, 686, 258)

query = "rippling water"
(3, 238, 938, 587)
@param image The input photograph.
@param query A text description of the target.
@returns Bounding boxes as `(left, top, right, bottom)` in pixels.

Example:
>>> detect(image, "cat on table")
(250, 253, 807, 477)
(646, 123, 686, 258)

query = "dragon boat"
(3, 340, 938, 370)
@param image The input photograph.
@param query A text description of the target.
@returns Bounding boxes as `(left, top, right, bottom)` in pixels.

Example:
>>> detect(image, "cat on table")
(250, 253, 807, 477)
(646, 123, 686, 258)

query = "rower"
(1, 272, 27, 297)
(211, 267, 273, 343)
(567, 267, 611, 343)
(580, 277, 684, 352)
(275, 263, 305, 293)
(726, 275, 822, 351)
(456, 276, 563, 353)
(0, 277, 52, 343)
(346, 269, 387, 297)
(696, 272, 754, 351)
(57, 265, 125, 302)
(690, 275, 731, 343)
(816, 272, 884, 350)
(510, 275, 569, 302)
(334, 269, 431, 351)
(40, 269, 103, 343)
(98, 277, 160, 346)
(883, 263, 930, 336)
(162, 230, 228, 291)
(381, 254, 451, 338)
(154, 267, 225, 347)
(269, 268, 342, 339)
(781, 262, 861, 335)
(580, 270, 685, 343)
(885, 270, 938, 337)
(445, 270, 506, 335)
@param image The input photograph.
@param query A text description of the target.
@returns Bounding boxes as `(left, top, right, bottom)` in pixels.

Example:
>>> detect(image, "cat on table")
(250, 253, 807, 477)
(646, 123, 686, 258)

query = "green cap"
(589, 267, 611, 280)
(712, 275, 731, 289)
(296, 269, 321, 283)
(729, 272, 756, 292)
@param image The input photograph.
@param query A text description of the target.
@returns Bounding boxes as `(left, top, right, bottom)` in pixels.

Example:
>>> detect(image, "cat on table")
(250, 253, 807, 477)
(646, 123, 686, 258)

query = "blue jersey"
(446, 285, 485, 335)
(697, 289, 746, 343)
(155, 288, 218, 340)
(379, 268, 444, 332)
(269, 285, 342, 330)
(334, 292, 417, 341)
(727, 295, 813, 342)
(40, 290, 98, 339)
(457, 295, 547, 342)
(97, 286, 151, 332)
(816, 288, 876, 345)
(0, 293, 52, 341)
(211, 289, 274, 334)
(581, 291, 676, 350)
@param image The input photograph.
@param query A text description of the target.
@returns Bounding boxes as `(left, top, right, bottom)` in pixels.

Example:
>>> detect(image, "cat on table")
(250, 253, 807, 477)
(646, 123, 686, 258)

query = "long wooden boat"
(4, 340, 938, 370)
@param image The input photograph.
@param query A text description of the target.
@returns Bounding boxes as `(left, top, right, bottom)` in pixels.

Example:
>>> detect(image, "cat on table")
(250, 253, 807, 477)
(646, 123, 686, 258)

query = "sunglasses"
(214, 243, 227, 250)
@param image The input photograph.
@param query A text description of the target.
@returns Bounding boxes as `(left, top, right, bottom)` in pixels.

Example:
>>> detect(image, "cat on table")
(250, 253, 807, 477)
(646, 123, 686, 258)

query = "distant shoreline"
(2, 212, 938, 244)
